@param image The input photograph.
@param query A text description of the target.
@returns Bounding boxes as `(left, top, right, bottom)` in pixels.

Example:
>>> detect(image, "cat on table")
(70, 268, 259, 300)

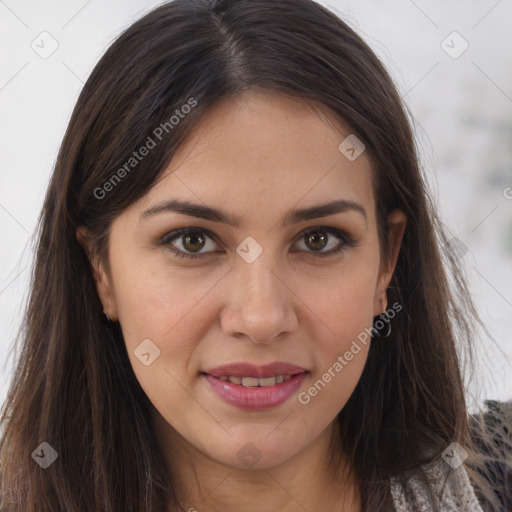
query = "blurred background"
(1, 0, 511, 412)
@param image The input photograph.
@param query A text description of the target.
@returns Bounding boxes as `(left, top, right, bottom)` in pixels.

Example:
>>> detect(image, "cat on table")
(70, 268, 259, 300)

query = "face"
(83, 90, 405, 472)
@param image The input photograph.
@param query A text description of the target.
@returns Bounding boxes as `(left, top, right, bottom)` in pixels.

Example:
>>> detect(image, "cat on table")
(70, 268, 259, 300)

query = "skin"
(78, 89, 406, 511)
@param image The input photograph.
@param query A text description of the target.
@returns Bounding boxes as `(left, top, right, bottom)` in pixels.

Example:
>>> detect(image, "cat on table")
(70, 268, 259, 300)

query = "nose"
(220, 254, 299, 344)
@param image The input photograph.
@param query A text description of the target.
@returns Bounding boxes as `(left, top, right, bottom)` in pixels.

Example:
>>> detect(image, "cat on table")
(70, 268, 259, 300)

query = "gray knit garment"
(390, 458, 484, 511)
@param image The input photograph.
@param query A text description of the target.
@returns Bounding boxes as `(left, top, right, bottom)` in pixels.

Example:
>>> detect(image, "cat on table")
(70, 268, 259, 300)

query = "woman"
(0, 0, 505, 510)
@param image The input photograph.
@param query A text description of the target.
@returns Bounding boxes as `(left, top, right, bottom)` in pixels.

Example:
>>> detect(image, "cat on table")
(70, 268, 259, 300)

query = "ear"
(373, 209, 407, 316)
(76, 226, 119, 321)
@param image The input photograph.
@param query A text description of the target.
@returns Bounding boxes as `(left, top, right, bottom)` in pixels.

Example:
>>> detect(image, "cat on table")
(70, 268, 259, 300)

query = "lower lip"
(203, 373, 308, 410)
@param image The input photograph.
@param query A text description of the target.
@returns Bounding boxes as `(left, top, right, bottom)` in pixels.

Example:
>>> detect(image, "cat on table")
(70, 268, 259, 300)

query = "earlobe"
(76, 226, 119, 321)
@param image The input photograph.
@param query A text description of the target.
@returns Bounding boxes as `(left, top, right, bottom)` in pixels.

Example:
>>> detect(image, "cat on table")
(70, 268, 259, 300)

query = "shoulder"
(390, 456, 484, 512)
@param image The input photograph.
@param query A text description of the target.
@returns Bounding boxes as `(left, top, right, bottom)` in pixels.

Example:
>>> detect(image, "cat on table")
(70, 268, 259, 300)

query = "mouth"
(213, 374, 296, 386)
(201, 362, 309, 410)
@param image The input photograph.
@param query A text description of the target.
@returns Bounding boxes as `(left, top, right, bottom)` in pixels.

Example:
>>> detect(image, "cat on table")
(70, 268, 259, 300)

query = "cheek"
(112, 261, 214, 421)
(303, 256, 378, 345)
(295, 321, 370, 445)
(111, 252, 210, 340)
(297, 257, 377, 409)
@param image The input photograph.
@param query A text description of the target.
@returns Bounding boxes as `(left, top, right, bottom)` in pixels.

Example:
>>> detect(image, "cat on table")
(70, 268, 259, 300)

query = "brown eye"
(304, 231, 328, 251)
(294, 227, 353, 257)
(160, 228, 220, 260)
(160, 226, 355, 261)
(182, 230, 206, 253)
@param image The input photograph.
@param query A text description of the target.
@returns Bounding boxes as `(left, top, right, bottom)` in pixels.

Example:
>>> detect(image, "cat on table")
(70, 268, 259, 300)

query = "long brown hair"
(0, 0, 502, 510)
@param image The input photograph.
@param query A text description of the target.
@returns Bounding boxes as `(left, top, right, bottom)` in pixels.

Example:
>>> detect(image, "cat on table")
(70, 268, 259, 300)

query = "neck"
(152, 410, 361, 512)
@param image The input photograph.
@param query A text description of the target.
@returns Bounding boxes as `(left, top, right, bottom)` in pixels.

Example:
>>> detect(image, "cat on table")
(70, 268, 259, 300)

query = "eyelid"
(160, 227, 218, 246)
(159, 225, 355, 260)
(159, 227, 222, 256)
(291, 225, 355, 250)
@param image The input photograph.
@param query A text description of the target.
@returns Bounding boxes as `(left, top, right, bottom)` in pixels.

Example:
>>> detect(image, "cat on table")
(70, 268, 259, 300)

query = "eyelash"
(158, 226, 356, 260)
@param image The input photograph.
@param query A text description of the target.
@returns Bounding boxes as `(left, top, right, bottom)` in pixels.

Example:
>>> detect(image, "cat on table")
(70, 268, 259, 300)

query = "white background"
(1, 0, 511, 412)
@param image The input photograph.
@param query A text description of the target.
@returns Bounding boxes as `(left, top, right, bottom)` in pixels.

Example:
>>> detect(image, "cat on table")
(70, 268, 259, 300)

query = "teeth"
(258, 376, 276, 386)
(219, 375, 293, 387)
(241, 377, 260, 387)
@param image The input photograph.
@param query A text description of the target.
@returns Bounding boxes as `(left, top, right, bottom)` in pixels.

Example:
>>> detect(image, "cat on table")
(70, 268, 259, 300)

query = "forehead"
(132, 89, 376, 226)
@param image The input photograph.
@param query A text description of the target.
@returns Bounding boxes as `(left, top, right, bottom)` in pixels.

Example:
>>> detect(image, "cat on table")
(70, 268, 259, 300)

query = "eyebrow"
(140, 198, 367, 227)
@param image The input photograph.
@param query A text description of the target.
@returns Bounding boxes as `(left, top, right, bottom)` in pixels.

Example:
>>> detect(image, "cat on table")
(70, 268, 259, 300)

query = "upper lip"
(204, 362, 307, 378)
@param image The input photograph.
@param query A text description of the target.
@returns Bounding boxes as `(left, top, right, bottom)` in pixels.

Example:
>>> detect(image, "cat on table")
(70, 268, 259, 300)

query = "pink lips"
(202, 362, 308, 410)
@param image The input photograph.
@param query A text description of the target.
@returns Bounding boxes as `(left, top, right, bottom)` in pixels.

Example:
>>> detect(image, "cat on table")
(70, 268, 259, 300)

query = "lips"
(202, 362, 308, 410)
